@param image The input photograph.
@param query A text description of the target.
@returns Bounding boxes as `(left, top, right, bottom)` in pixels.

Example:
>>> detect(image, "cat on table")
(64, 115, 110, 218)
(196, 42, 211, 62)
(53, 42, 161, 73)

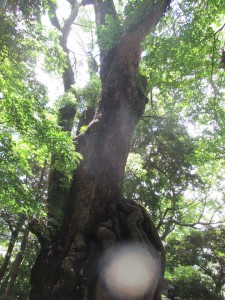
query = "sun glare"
(99, 243, 161, 299)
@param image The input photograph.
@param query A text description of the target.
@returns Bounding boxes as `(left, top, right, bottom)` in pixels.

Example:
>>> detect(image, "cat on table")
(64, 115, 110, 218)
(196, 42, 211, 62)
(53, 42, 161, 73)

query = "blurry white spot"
(99, 243, 161, 299)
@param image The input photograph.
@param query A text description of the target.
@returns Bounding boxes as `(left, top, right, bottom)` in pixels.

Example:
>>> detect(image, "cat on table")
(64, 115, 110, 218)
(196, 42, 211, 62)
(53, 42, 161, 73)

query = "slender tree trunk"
(214, 271, 224, 295)
(0, 273, 10, 296)
(0, 215, 24, 284)
(30, 1, 171, 299)
(4, 228, 29, 300)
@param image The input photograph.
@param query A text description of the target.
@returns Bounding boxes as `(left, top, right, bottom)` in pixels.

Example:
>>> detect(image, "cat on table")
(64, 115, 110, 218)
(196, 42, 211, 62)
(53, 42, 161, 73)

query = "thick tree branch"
(92, 0, 118, 60)
(48, 2, 61, 31)
(60, 0, 81, 90)
(99, 0, 171, 83)
(91, 0, 117, 27)
(62, 0, 81, 43)
(120, 0, 171, 47)
(49, 0, 80, 91)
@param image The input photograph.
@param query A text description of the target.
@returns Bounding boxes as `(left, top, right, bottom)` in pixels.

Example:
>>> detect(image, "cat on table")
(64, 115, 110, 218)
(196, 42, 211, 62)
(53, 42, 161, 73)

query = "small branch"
(193, 23, 225, 58)
(149, 71, 154, 109)
(2, 217, 13, 233)
(210, 33, 217, 81)
(214, 23, 225, 36)
(198, 265, 215, 282)
(70, 50, 78, 78)
(172, 219, 225, 228)
(73, 22, 96, 29)
(146, 160, 169, 179)
(37, 159, 48, 191)
(142, 114, 168, 120)
(157, 207, 174, 229)
(196, 197, 207, 224)
(209, 202, 225, 223)
(150, 86, 154, 109)
(90, 24, 94, 53)
(73, 29, 88, 55)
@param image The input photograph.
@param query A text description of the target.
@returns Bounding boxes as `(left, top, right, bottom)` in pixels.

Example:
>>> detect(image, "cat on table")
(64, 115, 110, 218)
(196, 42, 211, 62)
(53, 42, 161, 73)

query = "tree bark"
(30, 1, 171, 299)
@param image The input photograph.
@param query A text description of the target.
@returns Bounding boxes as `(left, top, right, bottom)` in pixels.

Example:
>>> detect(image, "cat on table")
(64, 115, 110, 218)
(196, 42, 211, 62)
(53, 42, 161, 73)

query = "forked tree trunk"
(29, 1, 171, 299)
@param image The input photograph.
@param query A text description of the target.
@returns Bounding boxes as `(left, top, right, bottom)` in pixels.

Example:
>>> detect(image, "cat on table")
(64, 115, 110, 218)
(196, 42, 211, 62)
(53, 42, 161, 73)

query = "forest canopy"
(0, 0, 225, 299)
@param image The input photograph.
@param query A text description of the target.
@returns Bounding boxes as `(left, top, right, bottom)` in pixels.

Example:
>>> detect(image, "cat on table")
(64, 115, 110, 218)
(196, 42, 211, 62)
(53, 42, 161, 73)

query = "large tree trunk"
(29, 1, 171, 299)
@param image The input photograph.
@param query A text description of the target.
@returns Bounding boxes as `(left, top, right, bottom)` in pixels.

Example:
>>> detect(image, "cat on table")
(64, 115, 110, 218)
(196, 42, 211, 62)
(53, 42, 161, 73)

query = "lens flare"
(99, 243, 161, 299)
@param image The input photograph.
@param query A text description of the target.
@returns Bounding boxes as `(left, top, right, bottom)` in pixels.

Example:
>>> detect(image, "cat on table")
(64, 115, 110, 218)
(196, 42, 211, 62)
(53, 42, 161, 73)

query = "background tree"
(165, 226, 225, 299)
(0, 2, 80, 298)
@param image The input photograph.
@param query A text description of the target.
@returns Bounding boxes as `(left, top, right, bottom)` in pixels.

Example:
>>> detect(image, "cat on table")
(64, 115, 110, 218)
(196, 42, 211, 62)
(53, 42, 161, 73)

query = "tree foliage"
(166, 226, 225, 299)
